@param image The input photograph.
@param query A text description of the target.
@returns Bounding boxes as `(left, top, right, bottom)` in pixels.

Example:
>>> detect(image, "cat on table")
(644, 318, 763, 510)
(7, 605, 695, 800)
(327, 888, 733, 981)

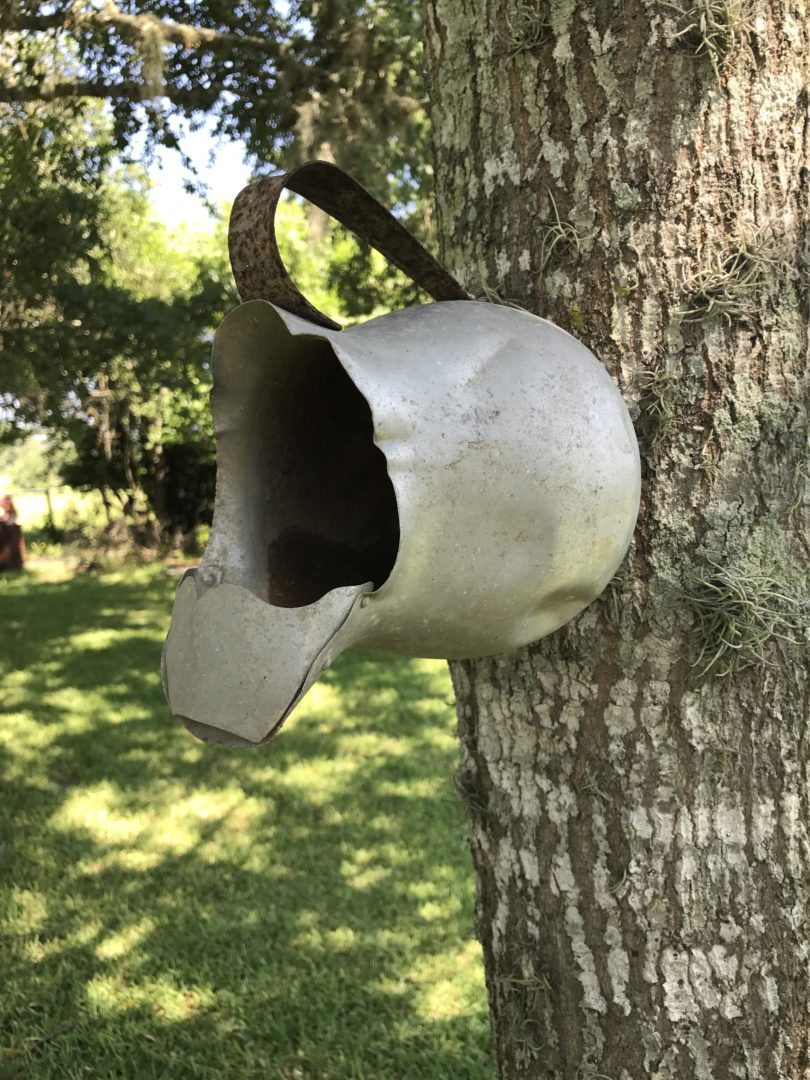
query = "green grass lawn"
(0, 563, 492, 1079)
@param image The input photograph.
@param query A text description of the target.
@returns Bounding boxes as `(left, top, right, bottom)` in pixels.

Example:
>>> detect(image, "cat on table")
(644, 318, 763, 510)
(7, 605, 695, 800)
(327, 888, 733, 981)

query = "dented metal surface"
(163, 298, 641, 746)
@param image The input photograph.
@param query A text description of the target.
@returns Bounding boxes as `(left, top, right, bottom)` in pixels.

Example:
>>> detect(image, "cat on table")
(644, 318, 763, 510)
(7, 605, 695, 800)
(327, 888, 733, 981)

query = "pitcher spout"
(162, 570, 370, 745)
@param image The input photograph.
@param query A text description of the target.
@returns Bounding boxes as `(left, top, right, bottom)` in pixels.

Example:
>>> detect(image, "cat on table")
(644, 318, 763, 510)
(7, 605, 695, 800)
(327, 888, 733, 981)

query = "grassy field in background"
(0, 563, 491, 1079)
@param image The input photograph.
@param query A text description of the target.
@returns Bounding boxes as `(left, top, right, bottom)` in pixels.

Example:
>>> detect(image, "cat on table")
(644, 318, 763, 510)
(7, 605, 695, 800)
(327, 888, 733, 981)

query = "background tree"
(0, 39, 112, 422)
(0, 0, 431, 213)
(0, 105, 422, 542)
(1, 97, 235, 540)
(423, 1, 809, 1077)
(1, 5, 430, 537)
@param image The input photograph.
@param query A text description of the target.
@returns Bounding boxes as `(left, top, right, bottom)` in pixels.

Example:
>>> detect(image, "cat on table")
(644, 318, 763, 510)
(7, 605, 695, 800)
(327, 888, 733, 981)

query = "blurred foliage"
(1, 8, 434, 542)
(0, 42, 113, 305)
(0, 434, 74, 491)
(0, 93, 111, 418)
(276, 194, 426, 324)
(0, 0, 433, 232)
(1, 91, 235, 539)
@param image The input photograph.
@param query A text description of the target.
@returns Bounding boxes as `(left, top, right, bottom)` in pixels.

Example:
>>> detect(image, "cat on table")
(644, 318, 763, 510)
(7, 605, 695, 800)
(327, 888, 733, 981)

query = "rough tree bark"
(422, 2, 809, 1077)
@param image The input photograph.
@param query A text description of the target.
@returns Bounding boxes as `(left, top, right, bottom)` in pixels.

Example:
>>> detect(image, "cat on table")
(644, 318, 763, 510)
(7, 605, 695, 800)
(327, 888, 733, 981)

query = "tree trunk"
(422, 2, 809, 1077)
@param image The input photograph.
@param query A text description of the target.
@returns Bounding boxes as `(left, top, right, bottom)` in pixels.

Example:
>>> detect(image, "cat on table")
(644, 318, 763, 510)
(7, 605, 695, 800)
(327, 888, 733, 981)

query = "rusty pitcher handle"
(228, 160, 472, 331)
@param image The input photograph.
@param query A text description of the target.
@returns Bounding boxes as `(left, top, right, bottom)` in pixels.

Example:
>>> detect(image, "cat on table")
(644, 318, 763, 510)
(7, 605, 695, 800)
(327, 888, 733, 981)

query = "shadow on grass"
(0, 568, 492, 1080)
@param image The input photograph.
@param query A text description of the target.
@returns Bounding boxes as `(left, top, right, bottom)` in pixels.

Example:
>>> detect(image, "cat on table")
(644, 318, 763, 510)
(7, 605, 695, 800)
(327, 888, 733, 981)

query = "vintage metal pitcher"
(162, 162, 641, 746)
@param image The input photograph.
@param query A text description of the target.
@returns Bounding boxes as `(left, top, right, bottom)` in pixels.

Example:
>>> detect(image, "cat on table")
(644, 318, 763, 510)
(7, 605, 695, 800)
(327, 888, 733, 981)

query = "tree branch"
(4, 3, 278, 55)
(0, 78, 225, 106)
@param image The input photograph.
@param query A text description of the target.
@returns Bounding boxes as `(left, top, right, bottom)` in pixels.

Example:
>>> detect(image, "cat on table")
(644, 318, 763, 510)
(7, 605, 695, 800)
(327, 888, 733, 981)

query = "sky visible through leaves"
(144, 120, 250, 229)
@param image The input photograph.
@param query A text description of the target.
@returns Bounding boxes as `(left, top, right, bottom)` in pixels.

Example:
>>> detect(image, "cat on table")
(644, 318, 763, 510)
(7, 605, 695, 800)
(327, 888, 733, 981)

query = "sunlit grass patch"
(85, 973, 216, 1022)
(51, 781, 269, 861)
(95, 918, 156, 961)
(410, 940, 487, 1021)
(0, 562, 491, 1079)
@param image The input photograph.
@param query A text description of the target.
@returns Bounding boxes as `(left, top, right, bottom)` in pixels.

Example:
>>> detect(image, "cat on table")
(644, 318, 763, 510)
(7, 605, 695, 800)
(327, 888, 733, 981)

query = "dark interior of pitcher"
(255, 337, 399, 607)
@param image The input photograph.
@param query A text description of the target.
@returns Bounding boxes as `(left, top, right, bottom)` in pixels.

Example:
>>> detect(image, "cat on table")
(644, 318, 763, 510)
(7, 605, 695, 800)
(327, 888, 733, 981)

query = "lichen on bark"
(422, 0, 810, 1076)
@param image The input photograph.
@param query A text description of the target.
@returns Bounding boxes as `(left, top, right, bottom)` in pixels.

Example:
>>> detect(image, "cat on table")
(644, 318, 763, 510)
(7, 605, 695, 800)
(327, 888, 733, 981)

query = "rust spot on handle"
(228, 160, 472, 330)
